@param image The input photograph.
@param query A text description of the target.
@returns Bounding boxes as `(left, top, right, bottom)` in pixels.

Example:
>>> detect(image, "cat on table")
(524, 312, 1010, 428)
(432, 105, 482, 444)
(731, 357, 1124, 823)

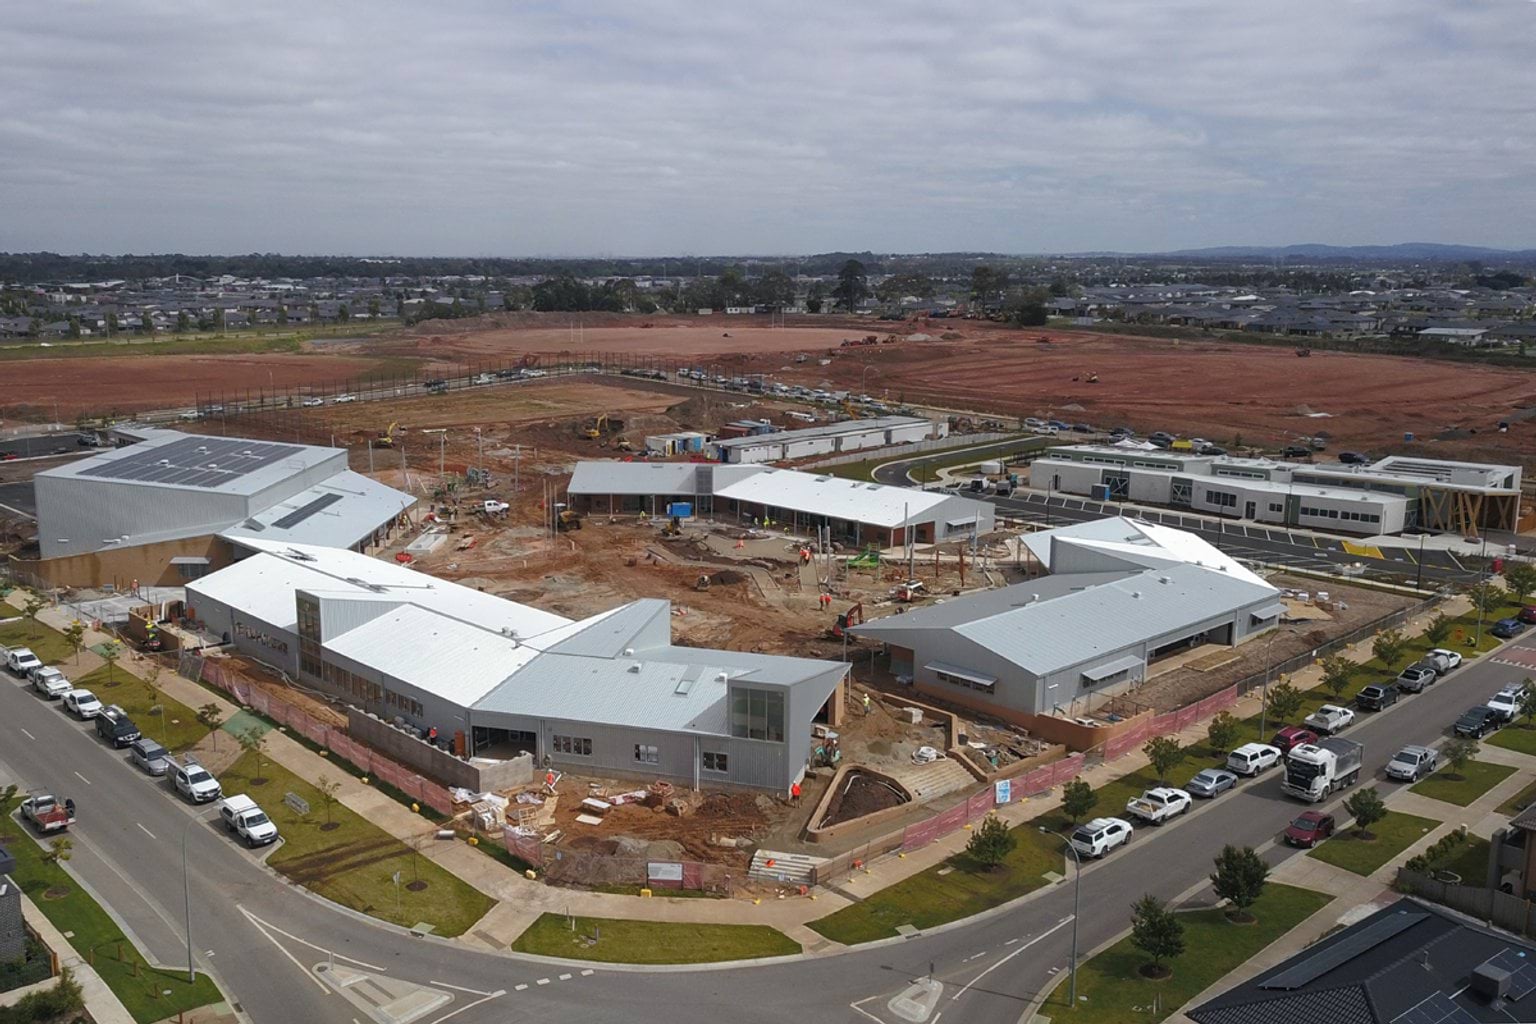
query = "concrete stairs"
(748, 849, 825, 887)
(896, 757, 976, 802)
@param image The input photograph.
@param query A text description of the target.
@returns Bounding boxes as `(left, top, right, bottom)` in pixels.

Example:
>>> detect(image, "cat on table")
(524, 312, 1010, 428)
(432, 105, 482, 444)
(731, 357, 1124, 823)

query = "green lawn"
(71, 664, 211, 753)
(1497, 776, 1536, 816)
(1436, 836, 1491, 888)
(1307, 810, 1441, 877)
(512, 914, 799, 964)
(1040, 883, 1332, 1024)
(219, 752, 494, 937)
(1409, 759, 1518, 807)
(810, 757, 1229, 945)
(1489, 725, 1536, 758)
(1, 816, 222, 1023)
(0, 618, 75, 666)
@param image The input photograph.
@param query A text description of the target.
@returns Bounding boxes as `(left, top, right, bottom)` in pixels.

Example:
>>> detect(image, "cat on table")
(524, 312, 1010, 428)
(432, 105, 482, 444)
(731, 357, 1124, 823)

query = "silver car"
(1385, 745, 1437, 782)
(128, 737, 170, 776)
(1186, 768, 1239, 798)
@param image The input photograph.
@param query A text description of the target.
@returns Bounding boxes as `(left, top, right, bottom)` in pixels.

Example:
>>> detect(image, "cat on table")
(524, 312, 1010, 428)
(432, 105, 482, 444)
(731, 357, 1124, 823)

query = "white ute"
(31, 666, 72, 699)
(1125, 787, 1192, 825)
(63, 688, 103, 719)
(1069, 817, 1134, 858)
(1487, 684, 1530, 723)
(5, 646, 42, 676)
(219, 794, 279, 847)
(169, 756, 222, 803)
(1303, 704, 1356, 736)
(1226, 743, 1282, 777)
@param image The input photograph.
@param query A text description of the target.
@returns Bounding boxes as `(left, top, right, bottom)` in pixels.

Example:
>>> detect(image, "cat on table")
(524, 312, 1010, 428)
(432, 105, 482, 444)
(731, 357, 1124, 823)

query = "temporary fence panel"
(1052, 753, 1084, 786)
(902, 801, 968, 852)
(420, 784, 454, 818)
(966, 790, 997, 820)
(503, 828, 544, 867)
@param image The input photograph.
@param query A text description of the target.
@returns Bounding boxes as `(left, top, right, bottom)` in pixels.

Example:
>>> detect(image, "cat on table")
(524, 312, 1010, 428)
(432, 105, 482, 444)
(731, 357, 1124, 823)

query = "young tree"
(42, 837, 74, 866)
(1441, 736, 1479, 780)
(1061, 778, 1098, 825)
(0, 783, 18, 817)
(1504, 562, 1536, 605)
(965, 815, 1017, 870)
(1210, 844, 1270, 923)
(1319, 655, 1357, 699)
(141, 661, 162, 707)
(1467, 582, 1508, 615)
(1343, 786, 1387, 840)
(1266, 682, 1305, 727)
(1371, 629, 1409, 671)
(1143, 736, 1186, 783)
(197, 703, 224, 748)
(238, 727, 270, 784)
(100, 639, 122, 685)
(176, 310, 190, 333)
(1130, 894, 1185, 978)
(141, 311, 154, 334)
(315, 774, 342, 827)
(1518, 680, 1536, 729)
(1206, 711, 1240, 755)
(62, 620, 86, 664)
(21, 594, 47, 639)
(1423, 613, 1452, 648)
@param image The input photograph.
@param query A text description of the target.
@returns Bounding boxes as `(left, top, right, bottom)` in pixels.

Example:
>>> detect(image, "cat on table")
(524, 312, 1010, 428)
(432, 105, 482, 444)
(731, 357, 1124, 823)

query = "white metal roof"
(714, 469, 960, 527)
(1021, 517, 1269, 587)
(40, 429, 340, 496)
(711, 415, 932, 451)
(221, 470, 415, 549)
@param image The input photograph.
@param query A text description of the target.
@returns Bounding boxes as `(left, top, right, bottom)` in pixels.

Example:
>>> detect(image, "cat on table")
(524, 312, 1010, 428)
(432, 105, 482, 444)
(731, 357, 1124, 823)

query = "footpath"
(4, 587, 1466, 956)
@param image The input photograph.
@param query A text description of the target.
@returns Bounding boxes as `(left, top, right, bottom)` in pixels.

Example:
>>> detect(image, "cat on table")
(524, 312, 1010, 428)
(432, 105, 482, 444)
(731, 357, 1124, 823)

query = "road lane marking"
(136, 823, 156, 839)
(536, 978, 550, 985)
(430, 980, 497, 995)
(238, 909, 329, 994)
(950, 916, 1073, 1003)
(236, 907, 386, 971)
(428, 989, 504, 1024)
(580, 969, 594, 976)
(74, 771, 91, 785)
(514, 984, 527, 992)
(19, 728, 34, 740)
(558, 973, 571, 980)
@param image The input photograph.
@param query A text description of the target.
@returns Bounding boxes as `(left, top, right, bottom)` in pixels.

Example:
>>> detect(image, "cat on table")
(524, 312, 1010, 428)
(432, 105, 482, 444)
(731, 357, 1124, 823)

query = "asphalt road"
(5, 629, 1536, 1024)
(0, 481, 34, 518)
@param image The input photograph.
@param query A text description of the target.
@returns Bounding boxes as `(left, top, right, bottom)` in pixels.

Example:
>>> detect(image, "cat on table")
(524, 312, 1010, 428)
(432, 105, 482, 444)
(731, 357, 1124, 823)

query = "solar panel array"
(1392, 991, 1479, 1024)
(270, 492, 344, 529)
(78, 437, 307, 489)
(1262, 911, 1426, 990)
(1483, 948, 1536, 1001)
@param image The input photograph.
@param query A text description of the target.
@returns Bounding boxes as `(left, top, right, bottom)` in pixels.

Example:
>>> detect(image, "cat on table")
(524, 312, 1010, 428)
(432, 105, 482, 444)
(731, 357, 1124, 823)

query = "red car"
(1285, 811, 1335, 848)
(1271, 726, 1320, 754)
(1519, 606, 1536, 626)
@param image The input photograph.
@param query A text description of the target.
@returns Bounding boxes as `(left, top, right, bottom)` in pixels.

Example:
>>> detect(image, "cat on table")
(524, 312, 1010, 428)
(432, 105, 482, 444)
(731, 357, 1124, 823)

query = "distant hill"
(1161, 243, 1536, 262)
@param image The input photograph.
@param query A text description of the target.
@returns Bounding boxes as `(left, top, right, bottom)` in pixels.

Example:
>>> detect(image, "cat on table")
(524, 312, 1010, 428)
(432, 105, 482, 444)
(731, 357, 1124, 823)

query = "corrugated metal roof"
(855, 562, 1276, 676)
(1082, 654, 1144, 681)
(1022, 517, 1269, 587)
(567, 461, 705, 496)
(221, 471, 414, 549)
(715, 470, 964, 527)
(41, 429, 339, 495)
(857, 572, 1136, 631)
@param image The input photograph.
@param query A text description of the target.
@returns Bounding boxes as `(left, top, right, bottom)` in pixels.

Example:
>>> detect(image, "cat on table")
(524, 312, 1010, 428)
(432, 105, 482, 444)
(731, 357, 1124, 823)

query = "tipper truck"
(1281, 738, 1364, 802)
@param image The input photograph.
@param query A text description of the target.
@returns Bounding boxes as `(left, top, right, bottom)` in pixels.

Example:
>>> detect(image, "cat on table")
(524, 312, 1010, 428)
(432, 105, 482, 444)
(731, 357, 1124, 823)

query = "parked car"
(1271, 727, 1320, 754)
(1197, 445, 1227, 456)
(169, 756, 222, 803)
(300, 397, 323, 407)
(1355, 684, 1400, 711)
(1149, 431, 1174, 443)
(1069, 817, 1134, 859)
(1281, 445, 1313, 459)
(1303, 704, 1356, 736)
(1518, 606, 1536, 626)
(1491, 619, 1527, 640)
(1227, 743, 1282, 777)
(1386, 745, 1438, 782)
(1186, 769, 1239, 798)
(1414, 651, 1454, 677)
(1072, 423, 1093, 434)
(1284, 810, 1336, 848)
(1338, 451, 1370, 464)
(219, 794, 279, 847)
(4, 646, 42, 676)
(128, 738, 170, 776)
(1125, 787, 1193, 825)
(331, 394, 357, 404)
(94, 705, 140, 747)
(1419, 654, 1456, 675)
(1487, 684, 1530, 723)
(1396, 665, 1437, 694)
(1454, 705, 1502, 738)
(31, 666, 72, 699)
(20, 794, 75, 833)
(62, 689, 103, 719)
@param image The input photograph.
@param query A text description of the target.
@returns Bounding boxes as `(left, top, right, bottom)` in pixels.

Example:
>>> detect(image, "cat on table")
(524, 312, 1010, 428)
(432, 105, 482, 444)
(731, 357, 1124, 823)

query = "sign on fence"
(994, 779, 1012, 805)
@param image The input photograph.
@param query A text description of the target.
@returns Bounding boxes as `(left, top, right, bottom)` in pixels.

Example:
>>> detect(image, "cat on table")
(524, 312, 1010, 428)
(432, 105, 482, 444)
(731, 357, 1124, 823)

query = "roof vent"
(1031, 593, 1040, 603)
(1471, 963, 1510, 1003)
(1158, 575, 1171, 584)
(1132, 591, 1141, 598)
(716, 671, 729, 682)
(628, 663, 642, 673)
(623, 647, 635, 657)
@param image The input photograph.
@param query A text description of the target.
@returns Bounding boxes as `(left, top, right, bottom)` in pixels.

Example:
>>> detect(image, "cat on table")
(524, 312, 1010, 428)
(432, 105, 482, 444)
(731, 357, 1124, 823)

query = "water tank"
(978, 460, 1004, 476)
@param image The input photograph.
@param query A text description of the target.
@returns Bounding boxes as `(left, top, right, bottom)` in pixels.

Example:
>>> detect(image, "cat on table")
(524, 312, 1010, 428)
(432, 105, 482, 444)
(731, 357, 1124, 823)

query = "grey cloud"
(0, 0, 1531, 255)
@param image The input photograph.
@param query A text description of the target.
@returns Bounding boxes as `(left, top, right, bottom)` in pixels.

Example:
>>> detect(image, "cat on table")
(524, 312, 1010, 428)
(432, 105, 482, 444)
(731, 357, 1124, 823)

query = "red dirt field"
(1, 352, 384, 417)
(744, 330, 1536, 464)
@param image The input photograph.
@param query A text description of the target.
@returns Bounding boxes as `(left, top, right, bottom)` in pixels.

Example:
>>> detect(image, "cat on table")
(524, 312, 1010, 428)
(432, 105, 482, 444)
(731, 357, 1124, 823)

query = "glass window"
(635, 744, 659, 764)
(702, 751, 728, 773)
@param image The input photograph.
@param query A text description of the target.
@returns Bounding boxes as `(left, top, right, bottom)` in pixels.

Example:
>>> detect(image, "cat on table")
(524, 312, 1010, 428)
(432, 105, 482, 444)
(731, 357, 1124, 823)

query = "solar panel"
(1482, 948, 1536, 1000)
(270, 492, 344, 530)
(78, 436, 307, 490)
(1262, 910, 1427, 990)
(1392, 991, 1469, 1024)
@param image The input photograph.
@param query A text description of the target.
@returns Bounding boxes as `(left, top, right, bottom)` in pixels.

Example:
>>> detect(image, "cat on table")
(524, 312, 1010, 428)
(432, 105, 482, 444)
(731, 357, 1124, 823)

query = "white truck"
(218, 794, 279, 847)
(1125, 787, 1192, 825)
(20, 794, 75, 833)
(1302, 704, 1356, 736)
(1281, 738, 1364, 802)
(169, 756, 222, 804)
(4, 646, 43, 677)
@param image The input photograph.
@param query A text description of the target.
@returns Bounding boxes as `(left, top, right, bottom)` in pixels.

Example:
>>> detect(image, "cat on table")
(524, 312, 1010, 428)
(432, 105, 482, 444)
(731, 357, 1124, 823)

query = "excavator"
(581, 414, 625, 440)
(829, 602, 864, 639)
(555, 509, 583, 532)
(375, 421, 399, 447)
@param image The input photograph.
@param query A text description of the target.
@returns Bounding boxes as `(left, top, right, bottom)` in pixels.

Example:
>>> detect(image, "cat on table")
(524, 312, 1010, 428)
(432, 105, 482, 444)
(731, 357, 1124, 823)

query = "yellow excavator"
(376, 421, 399, 447)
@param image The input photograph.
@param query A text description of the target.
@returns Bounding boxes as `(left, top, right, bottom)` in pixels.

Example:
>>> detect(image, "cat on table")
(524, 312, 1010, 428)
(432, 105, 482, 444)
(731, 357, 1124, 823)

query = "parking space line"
(74, 771, 91, 786)
(136, 823, 156, 839)
(19, 728, 34, 741)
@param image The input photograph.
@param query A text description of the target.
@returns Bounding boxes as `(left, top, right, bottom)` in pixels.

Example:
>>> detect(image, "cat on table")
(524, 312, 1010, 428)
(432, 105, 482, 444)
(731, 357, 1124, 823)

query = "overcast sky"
(2, 1, 1533, 257)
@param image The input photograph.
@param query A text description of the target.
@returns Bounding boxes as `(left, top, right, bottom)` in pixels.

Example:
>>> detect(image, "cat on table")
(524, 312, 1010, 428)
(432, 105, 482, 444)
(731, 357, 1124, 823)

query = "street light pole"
(1415, 531, 1426, 592)
(181, 814, 201, 983)
(1039, 827, 1081, 1009)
